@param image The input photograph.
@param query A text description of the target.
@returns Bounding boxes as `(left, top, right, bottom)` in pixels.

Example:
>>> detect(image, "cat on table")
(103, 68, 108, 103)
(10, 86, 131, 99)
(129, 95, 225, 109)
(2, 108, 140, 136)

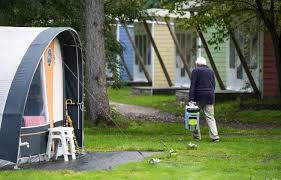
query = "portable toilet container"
(184, 105, 200, 131)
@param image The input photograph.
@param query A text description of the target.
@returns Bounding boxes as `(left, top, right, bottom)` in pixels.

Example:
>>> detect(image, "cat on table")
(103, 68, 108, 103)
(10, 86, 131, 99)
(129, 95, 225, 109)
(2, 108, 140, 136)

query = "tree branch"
(255, 0, 273, 29)
(229, 0, 258, 11)
(231, 15, 257, 30)
(270, 0, 275, 27)
(255, 0, 279, 39)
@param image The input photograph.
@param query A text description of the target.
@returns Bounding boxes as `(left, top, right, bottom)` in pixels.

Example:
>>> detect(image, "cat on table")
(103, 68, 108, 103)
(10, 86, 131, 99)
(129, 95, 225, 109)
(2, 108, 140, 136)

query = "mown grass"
(1, 118, 281, 179)
(1, 87, 280, 179)
(108, 87, 182, 114)
(108, 87, 281, 125)
(84, 113, 281, 152)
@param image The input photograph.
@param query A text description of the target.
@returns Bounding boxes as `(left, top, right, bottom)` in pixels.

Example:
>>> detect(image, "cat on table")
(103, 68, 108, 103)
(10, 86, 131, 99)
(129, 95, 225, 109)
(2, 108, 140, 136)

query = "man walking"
(189, 57, 220, 142)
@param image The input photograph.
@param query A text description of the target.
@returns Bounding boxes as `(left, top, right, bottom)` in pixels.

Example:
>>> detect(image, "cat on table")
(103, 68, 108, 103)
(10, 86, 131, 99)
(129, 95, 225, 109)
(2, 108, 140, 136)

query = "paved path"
(110, 102, 183, 122)
(1, 151, 161, 171)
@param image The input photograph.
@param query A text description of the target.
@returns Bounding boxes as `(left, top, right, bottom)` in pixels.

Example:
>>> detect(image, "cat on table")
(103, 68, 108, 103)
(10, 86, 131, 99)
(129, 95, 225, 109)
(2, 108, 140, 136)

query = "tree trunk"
(85, 0, 111, 124)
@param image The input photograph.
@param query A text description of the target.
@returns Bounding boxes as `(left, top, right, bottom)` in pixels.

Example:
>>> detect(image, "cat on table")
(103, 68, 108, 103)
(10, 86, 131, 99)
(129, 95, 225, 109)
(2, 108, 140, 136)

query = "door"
(227, 29, 262, 91)
(44, 40, 55, 127)
(175, 32, 197, 87)
(53, 39, 63, 126)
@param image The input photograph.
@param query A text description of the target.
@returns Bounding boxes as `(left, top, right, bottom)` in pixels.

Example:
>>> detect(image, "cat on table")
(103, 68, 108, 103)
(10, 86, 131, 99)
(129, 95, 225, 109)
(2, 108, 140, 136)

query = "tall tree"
(85, 0, 111, 124)
(165, 0, 281, 96)
(0, 0, 150, 124)
(0, 0, 85, 36)
(254, 0, 281, 97)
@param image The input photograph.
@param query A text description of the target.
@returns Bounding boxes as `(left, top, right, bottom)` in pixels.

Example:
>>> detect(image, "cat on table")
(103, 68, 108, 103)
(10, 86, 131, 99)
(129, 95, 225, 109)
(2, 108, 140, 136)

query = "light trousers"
(192, 104, 220, 140)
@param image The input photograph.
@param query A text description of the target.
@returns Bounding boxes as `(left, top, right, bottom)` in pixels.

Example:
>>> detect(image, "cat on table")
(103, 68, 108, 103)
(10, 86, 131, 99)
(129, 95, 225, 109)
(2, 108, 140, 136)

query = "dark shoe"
(212, 139, 220, 143)
(193, 136, 201, 141)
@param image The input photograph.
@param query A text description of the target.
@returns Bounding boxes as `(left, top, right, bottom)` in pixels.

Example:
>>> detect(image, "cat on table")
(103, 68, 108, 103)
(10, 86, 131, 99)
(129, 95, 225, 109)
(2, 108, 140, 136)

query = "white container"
(184, 105, 200, 131)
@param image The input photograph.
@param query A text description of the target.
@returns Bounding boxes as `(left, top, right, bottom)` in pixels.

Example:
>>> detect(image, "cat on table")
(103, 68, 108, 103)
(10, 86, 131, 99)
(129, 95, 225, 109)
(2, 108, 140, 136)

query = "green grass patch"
(1, 88, 280, 179)
(1, 118, 281, 179)
(108, 87, 281, 125)
(108, 87, 183, 114)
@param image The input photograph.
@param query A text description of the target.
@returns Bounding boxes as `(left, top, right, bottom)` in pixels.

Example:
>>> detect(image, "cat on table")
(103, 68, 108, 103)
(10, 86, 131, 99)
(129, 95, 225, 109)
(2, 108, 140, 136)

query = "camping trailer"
(0, 27, 84, 166)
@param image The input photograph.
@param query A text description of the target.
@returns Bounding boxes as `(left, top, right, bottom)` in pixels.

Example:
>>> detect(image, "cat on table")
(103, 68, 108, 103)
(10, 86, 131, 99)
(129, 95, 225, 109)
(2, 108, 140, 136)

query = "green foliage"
(0, 0, 150, 85)
(104, 27, 124, 88)
(103, 0, 152, 87)
(105, 0, 147, 22)
(0, 0, 85, 35)
(163, 0, 281, 48)
(108, 87, 184, 114)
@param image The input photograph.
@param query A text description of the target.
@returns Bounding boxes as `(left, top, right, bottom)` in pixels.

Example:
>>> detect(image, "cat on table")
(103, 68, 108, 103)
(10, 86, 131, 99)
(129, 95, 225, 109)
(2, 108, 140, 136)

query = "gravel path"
(110, 102, 183, 122)
(110, 102, 280, 129)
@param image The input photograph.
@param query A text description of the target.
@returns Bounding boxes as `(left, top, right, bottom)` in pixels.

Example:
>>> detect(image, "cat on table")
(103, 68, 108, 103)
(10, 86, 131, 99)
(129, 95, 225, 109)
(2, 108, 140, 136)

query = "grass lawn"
(108, 87, 281, 125)
(108, 87, 181, 113)
(1, 118, 281, 179)
(1, 87, 280, 179)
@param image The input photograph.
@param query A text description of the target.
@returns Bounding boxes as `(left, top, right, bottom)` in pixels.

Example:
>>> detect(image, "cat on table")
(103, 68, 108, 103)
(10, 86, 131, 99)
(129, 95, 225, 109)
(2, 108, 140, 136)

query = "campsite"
(0, 0, 281, 179)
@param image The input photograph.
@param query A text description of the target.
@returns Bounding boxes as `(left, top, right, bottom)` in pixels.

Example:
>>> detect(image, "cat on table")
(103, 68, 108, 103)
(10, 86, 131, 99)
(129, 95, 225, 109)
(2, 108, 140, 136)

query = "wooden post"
(122, 22, 152, 82)
(119, 53, 133, 81)
(229, 31, 260, 94)
(197, 26, 226, 90)
(165, 18, 192, 79)
(143, 20, 173, 87)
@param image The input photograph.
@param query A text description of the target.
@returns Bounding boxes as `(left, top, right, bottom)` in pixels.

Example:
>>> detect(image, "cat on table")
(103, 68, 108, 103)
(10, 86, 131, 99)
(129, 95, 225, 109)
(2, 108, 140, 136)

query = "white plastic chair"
(46, 127, 76, 161)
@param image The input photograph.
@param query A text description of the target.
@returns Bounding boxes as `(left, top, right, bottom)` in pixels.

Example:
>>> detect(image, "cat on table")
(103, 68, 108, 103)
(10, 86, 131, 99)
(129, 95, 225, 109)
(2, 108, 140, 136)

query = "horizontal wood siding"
(119, 25, 134, 81)
(263, 34, 279, 97)
(153, 24, 175, 87)
(201, 29, 228, 90)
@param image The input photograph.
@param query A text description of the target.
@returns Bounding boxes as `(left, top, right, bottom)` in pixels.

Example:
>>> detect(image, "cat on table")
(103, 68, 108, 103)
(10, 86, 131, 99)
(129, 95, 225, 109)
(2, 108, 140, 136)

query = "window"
(229, 40, 236, 68)
(237, 63, 243, 79)
(250, 33, 258, 69)
(139, 36, 143, 72)
(180, 68, 185, 77)
(230, 27, 260, 80)
(135, 34, 151, 72)
(237, 30, 244, 79)
(146, 38, 151, 65)
(175, 31, 197, 76)
(135, 36, 139, 65)
(23, 62, 47, 127)
(191, 36, 197, 69)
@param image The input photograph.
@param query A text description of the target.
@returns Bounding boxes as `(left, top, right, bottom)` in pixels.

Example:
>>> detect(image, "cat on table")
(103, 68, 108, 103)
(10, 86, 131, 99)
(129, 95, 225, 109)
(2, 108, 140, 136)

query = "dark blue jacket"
(189, 65, 215, 105)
